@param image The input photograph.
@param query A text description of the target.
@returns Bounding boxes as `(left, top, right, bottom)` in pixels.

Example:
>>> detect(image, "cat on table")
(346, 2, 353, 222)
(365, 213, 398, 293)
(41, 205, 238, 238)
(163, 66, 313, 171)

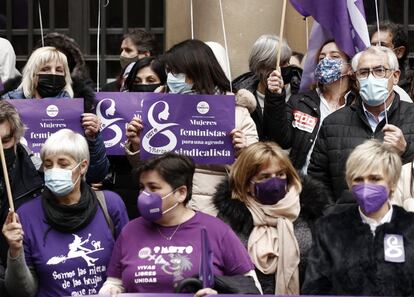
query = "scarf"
(42, 180, 98, 233)
(246, 186, 300, 295)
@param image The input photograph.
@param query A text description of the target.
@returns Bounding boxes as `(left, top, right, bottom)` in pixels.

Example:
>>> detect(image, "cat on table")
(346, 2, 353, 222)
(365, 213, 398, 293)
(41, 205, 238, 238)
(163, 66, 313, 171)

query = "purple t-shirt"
(106, 211, 254, 293)
(17, 190, 129, 297)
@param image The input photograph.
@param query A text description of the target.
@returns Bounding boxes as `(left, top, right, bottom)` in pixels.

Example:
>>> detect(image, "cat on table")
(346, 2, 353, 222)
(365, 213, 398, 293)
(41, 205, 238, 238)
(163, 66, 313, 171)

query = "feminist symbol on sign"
(142, 101, 178, 155)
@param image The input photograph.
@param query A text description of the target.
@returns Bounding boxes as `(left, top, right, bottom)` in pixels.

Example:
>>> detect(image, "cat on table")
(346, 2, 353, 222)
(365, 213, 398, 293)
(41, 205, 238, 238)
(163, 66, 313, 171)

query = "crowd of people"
(0, 19, 414, 297)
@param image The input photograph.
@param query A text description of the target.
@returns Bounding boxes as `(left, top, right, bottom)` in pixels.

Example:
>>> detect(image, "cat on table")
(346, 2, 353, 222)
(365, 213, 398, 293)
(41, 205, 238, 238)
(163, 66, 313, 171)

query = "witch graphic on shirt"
(46, 233, 104, 266)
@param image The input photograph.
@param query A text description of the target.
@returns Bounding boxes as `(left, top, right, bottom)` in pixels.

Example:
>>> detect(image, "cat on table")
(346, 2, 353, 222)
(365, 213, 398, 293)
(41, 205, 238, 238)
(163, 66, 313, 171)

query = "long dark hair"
(124, 56, 166, 90)
(161, 39, 231, 94)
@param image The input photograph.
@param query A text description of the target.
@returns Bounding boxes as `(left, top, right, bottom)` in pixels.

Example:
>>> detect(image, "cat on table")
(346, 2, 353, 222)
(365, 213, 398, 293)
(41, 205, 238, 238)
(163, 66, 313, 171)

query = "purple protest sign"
(140, 93, 235, 164)
(7, 98, 84, 154)
(94, 92, 166, 155)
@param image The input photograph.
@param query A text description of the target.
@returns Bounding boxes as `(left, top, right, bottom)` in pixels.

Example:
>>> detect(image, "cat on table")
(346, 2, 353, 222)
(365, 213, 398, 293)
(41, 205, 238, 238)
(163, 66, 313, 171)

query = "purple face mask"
(314, 57, 343, 85)
(137, 190, 177, 222)
(352, 183, 389, 214)
(253, 177, 287, 205)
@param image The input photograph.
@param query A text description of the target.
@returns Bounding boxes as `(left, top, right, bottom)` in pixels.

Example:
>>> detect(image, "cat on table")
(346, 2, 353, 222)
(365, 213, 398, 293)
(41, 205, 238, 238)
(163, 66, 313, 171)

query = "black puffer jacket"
(302, 205, 414, 296)
(308, 93, 414, 204)
(213, 175, 331, 294)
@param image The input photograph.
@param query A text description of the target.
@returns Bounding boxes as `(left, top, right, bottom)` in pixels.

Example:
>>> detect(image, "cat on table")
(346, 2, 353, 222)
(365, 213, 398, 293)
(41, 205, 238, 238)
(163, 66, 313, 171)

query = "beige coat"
(126, 89, 258, 216)
(395, 161, 414, 211)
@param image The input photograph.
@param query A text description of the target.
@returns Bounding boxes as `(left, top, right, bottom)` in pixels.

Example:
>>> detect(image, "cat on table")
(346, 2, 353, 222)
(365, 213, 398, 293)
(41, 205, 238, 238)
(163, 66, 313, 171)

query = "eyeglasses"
(355, 66, 393, 79)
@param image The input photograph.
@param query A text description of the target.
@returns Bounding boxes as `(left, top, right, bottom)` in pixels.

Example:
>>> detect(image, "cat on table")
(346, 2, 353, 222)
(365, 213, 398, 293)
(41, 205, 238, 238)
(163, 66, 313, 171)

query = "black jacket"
(213, 175, 331, 294)
(308, 93, 414, 204)
(302, 205, 414, 296)
(264, 90, 321, 169)
(0, 144, 44, 266)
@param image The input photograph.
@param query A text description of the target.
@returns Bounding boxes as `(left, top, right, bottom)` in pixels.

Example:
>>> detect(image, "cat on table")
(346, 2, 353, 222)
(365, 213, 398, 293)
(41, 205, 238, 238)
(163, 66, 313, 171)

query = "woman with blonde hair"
(2, 46, 109, 184)
(3, 46, 73, 99)
(213, 141, 330, 294)
(302, 139, 414, 295)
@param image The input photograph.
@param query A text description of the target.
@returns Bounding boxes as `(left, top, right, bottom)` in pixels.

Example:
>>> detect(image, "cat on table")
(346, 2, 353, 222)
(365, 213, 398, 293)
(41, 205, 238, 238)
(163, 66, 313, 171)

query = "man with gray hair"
(308, 46, 414, 210)
(232, 34, 300, 140)
(0, 100, 43, 296)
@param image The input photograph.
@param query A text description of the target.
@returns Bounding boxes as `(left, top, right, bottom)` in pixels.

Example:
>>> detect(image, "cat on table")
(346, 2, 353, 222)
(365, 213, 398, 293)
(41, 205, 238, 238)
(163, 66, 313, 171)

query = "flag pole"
(276, 0, 287, 70)
(0, 141, 14, 212)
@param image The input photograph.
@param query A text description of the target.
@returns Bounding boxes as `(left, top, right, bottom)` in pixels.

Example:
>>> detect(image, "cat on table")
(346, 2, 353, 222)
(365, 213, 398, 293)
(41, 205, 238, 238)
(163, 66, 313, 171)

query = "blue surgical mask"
(314, 57, 343, 85)
(358, 74, 390, 107)
(167, 72, 193, 94)
(44, 163, 81, 197)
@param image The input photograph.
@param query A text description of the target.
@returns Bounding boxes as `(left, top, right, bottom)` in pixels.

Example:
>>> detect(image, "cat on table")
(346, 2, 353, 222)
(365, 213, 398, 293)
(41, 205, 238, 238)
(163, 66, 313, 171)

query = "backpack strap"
(95, 190, 115, 238)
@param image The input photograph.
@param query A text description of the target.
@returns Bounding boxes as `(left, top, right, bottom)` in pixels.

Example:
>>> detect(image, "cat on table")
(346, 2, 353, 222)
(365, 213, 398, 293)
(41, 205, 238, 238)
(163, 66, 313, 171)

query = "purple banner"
(140, 93, 235, 164)
(76, 294, 354, 297)
(7, 98, 84, 154)
(0, 79, 4, 92)
(94, 92, 164, 155)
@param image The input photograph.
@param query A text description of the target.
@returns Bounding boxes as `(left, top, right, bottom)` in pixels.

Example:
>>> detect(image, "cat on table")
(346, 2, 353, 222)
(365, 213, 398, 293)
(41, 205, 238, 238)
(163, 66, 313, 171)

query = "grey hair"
(19, 46, 74, 98)
(0, 100, 25, 141)
(248, 34, 292, 75)
(351, 46, 399, 72)
(40, 129, 89, 165)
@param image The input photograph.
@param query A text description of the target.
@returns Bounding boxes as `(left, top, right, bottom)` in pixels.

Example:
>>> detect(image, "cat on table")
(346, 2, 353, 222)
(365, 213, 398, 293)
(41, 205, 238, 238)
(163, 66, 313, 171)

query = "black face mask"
(129, 83, 161, 93)
(36, 74, 66, 98)
(3, 146, 16, 170)
(281, 65, 303, 84)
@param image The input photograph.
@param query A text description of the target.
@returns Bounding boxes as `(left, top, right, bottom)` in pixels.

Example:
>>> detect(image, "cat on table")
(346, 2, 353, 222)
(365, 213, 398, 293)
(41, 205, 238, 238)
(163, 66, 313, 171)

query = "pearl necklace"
(157, 224, 182, 241)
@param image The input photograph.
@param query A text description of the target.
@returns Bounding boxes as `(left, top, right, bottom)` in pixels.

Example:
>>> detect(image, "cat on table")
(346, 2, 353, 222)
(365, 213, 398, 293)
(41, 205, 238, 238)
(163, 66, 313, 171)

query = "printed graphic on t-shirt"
(47, 233, 104, 267)
(292, 110, 318, 133)
(136, 245, 194, 284)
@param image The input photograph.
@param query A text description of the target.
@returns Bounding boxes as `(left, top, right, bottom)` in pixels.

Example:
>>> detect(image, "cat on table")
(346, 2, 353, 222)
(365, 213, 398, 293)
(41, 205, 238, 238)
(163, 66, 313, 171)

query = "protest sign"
(94, 92, 165, 155)
(140, 93, 235, 164)
(7, 98, 84, 154)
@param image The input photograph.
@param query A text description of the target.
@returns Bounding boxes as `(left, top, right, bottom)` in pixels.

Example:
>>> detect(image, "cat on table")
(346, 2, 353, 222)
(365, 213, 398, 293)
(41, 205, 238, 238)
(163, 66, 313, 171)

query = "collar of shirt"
(359, 202, 393, 235)
(362, 103, 390, 132)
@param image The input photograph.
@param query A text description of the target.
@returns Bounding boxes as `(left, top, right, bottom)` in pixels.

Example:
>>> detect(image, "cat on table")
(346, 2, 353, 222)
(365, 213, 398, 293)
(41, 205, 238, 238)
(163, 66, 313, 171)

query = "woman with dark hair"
(125, 39, 258, 216)
(96, 57, 167, 219)
(99, 153, 259, 295)
(123, 56, 166, 92)
(264, 40, 353, 173)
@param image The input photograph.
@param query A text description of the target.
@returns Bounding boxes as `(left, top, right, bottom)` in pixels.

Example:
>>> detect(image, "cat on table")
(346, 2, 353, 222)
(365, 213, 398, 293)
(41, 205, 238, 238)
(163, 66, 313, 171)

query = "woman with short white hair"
(3, 129, 129, 297)
(302, 139, 414, 295)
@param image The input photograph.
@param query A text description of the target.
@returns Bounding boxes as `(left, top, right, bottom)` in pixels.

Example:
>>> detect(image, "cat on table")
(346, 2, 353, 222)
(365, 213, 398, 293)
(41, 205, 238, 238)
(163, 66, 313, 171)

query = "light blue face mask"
(358, 74, 390, 107)
(44, 163, 81, 197)
(167, 72, 194, 94)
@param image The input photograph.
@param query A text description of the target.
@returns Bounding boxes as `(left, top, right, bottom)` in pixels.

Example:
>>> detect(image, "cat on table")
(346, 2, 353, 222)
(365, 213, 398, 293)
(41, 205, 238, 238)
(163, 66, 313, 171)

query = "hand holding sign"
(82, 113, 101, 140)
(126, 116, 144, 153)
(230, 129, 247, 157)
(2, 211, 24, 258)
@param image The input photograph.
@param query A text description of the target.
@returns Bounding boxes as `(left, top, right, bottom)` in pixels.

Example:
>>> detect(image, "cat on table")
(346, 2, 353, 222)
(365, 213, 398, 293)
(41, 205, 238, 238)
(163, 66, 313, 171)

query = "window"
(0, 0, 165, 88)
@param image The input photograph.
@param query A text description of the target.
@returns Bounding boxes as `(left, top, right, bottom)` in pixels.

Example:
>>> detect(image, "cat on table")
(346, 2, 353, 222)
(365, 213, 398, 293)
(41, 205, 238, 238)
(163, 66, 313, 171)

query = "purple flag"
(7, 99, 84, 154)
(140, 93, 235, 164)
(290, 0, 370, 91)
(200, 228, 214, 288)
(94, 92, 166, 155)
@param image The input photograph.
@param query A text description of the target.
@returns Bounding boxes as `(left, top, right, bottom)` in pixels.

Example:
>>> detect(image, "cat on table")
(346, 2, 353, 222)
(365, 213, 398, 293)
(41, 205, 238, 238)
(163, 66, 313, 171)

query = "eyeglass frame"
(354, 66, 394, 80)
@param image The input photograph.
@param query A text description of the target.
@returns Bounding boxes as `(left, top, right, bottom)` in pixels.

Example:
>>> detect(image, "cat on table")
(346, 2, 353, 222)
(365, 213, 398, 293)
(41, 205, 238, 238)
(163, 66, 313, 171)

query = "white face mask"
(358, 74, 390, 107)
(166, 72, 193, 94)
(44, 163, 81, 197)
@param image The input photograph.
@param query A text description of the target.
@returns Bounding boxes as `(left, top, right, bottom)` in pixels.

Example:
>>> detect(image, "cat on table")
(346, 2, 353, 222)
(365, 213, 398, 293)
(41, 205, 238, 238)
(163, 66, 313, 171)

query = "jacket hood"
(235, 88, 257, 113)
